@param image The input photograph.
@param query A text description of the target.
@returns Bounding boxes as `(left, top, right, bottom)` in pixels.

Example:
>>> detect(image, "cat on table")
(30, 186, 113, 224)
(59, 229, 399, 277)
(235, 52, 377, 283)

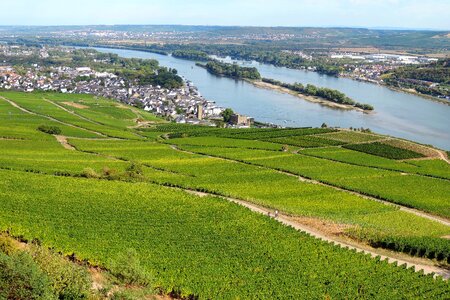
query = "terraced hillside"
(0, 91, 449, 298)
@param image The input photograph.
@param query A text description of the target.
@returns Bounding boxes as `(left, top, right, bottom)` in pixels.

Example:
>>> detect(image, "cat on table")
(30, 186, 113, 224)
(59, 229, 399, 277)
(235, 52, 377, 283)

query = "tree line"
(262, 78, 374, 110)
(199, 61, 261, 80)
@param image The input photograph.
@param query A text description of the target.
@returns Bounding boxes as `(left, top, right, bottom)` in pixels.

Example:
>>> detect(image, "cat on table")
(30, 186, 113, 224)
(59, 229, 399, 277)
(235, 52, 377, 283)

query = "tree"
(221, 108, 234, 123)
(321, 123, 328, 128)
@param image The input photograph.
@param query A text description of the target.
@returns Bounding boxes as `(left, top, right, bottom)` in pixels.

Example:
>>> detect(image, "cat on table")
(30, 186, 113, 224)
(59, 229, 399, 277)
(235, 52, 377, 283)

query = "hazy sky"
(2, 0, 450, 30)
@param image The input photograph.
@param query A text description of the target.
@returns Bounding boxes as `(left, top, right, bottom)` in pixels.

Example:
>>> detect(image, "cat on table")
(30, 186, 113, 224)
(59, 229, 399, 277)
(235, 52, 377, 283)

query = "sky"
(1, 0, 450, 30)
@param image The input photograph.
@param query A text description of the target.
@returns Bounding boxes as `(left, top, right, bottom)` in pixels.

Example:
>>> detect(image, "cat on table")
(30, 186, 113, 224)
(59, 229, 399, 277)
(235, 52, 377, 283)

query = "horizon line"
(0, 24, 449, 32)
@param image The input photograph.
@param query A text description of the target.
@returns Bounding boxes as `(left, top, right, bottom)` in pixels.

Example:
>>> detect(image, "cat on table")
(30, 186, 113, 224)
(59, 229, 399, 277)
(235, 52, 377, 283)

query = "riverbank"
(88, 46, 450, 150)
(386, 86, 450, 106)
(247, 80, 370, 113)
(339, 74, 450, 106)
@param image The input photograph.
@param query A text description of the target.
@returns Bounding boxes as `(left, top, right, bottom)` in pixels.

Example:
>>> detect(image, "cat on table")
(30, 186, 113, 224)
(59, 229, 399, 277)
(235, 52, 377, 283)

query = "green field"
(343, 142, 425, 160)
(0, 91, 449, 298)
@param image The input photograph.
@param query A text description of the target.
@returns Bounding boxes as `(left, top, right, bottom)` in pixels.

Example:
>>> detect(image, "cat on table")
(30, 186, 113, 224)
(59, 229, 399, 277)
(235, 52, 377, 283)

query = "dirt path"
(437, 150, 450, 164)
(54, 135, 76, 150)
(21, 137, 447, 280)
(44, 99, 148, 139)
(0, 96, 107, 137)
(185, 189, 450, 279)
(171, 144, 450, 227)
(44, 98, 106, 126)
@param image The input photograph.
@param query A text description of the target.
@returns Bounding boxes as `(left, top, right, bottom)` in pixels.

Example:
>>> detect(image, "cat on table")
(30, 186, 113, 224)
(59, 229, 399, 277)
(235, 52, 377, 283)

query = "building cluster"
(328, 52, 440, 83)
(330, 52, 438, 65)
(343, 64, 397, 83)
(0, 63, 230, 124)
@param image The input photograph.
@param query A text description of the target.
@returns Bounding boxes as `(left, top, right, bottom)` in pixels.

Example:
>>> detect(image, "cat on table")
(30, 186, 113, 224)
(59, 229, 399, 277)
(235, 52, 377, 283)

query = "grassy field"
(0, 91, 449, 298)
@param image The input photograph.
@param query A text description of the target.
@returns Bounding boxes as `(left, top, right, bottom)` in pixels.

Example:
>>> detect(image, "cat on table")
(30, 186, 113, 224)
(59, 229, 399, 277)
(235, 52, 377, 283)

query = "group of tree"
(172, 50, 210, 61)
(383, 59, 449, 98)
(262, 78, 374, 110)
(201, 61, 261, 80)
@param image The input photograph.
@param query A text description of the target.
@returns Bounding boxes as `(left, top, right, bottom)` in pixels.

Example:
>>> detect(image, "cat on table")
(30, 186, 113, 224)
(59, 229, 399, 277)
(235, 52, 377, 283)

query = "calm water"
(93, 47, 450, 150)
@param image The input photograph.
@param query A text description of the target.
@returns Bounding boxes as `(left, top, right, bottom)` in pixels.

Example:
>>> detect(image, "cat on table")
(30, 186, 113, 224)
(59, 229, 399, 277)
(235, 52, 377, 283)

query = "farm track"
(44, 98, 147, 139)
(298, 150, 450, 182)
(10, 136, 449, 280)
(54, 135, 76, 150)
(0, 96, 107, 137)
(181, 189, 450, 280)
(2, 95, 449, 280)
(171, 145, 450, 227)
(319, 129, 449, 164)
(43, 98, 107, 126)
(437, 150, 450, 164)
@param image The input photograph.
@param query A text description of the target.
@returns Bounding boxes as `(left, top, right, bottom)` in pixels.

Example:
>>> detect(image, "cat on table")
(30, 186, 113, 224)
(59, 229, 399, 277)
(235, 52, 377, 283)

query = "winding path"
(0, 96, 107, 137)
(183, 189, 450, 279)
(171, 144, 450, 227)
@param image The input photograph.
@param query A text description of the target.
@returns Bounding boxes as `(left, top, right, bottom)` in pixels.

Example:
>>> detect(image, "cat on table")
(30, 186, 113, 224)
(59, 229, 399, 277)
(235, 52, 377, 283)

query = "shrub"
(0, 235, 17, 255)
(81, 167, 100, 179)
(126, 162, 144, 178)
(31, 245, 92, 300)
(102, 166, 118, 178)
(37, 125, 62, 135)
(0, 251, 55, 300)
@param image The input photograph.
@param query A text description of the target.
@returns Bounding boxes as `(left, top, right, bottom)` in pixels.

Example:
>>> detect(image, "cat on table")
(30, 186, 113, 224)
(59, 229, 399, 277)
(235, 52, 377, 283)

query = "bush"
(126, 162, 144, 178)
(0, 235, 17, 255)
(102, 166, 118, 178)
(81, 167, 100, 179)
(38, 125, 62, 135)
(0, 251, 56, 300)
(31, 245, 92, 300)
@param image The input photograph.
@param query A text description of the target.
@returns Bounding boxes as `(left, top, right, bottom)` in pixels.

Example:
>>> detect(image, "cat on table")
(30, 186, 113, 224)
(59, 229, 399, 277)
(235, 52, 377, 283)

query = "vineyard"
(0, 91, 449, 298)
(344, 142, 425, 160)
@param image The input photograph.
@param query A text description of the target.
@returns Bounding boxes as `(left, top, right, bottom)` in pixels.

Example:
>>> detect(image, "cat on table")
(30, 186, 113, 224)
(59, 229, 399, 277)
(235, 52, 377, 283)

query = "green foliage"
(167, 136, 282, 150)
(0, 170, 449, 298)
(203, 61, 261, 80)
(221, 108, 234, 122)
(108, 249, 154, 286)
(178, 144, 449, 218)
(1, 91, 450, 298)
(344, 142, 425, 160)
(125, 162, 144, 178)
(172, 50, 210, 61)
(0, 47, 183, 89)
(38, 124, 62, 135)
(383, 59, 450, 98)
(0, 251, 56, 300)
(318, 131, 382, 143)
(0, 235, 17, 255)
(266, 135, 345, 148)
(262, 78, 373, 110)
(31, 245, 92, 300)
(81, 167, 100, 179)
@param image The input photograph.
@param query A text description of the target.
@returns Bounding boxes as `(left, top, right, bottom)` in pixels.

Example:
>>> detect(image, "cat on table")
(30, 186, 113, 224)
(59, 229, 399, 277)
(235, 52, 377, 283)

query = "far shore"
(386, 86, 450, 106)
(246, 80, 370, 113)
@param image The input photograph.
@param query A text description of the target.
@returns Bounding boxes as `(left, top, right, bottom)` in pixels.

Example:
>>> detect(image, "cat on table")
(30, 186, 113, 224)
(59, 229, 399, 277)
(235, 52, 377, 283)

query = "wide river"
(93, 47, 450, 150)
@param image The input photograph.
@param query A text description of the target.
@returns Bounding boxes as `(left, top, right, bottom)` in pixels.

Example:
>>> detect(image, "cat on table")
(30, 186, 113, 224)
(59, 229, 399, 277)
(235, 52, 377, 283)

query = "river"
(93, 47, 450, 150)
